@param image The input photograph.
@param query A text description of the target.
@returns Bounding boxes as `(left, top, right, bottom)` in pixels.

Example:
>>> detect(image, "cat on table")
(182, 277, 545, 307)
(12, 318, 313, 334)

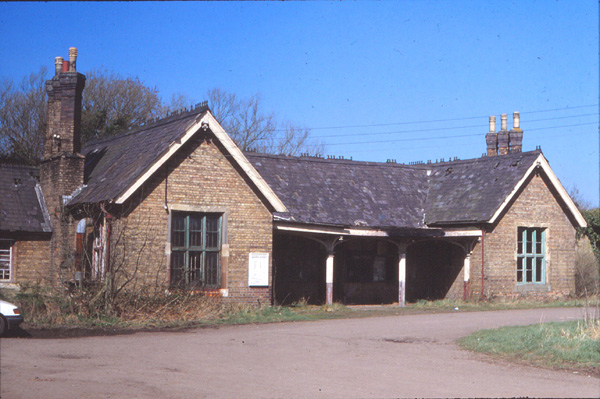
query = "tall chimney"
(497, 113, 509, 155)
(40, 47, 86, 284)
(44, 49, 86, 158)
(485, 116, 498, 156)
(509, 111, 523, 153)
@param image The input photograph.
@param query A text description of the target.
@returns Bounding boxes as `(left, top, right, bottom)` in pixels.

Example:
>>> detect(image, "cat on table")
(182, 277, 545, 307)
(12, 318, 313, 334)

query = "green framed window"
(517, 227, 545, 284)
(170, 213, 221, 289)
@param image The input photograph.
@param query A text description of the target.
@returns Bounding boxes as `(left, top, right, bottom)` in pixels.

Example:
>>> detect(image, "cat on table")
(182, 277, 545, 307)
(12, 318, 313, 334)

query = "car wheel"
(0, 316, 6, 336)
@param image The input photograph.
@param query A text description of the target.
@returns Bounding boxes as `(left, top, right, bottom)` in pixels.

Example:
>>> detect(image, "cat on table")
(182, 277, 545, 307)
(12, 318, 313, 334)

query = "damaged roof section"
(247, 150, 543, 229)
(0, 163, 51, 233)
(70, 105, 209, 205)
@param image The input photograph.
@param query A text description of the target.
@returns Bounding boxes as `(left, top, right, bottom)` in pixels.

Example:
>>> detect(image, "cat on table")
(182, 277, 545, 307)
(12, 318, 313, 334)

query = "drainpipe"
(481, 229, 485, 300)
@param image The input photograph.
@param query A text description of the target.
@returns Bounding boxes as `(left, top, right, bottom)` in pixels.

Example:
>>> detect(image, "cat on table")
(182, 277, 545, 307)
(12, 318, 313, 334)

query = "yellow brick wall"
(468, 171, 577, 299)
(11, 237, 52, 285)
(113, 135, 273, 304)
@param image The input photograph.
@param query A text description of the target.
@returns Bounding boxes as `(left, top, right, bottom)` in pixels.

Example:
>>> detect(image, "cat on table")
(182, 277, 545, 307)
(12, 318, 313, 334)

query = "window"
(0, 240, 12, 281)
(517, 228, 545, 284)
(170, 213, 221, 289)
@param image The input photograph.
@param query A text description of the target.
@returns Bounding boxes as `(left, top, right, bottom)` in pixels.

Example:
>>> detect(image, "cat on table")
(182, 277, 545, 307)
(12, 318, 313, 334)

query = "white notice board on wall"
(248, 253, 269, 286)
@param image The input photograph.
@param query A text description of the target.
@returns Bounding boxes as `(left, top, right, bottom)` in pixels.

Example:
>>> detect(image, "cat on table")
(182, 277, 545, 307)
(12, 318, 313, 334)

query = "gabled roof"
(69, 106, 286, 212)
(247, 150, 587, 229)
(71, 106, 209, 205)
(246, 153, 429, 228)
(424, 151, 540, 224)
(0, 163, 51, 233)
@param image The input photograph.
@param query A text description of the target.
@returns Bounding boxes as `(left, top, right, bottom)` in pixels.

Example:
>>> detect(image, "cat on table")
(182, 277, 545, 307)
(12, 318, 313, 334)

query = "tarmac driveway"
(1, 307, 598, 398)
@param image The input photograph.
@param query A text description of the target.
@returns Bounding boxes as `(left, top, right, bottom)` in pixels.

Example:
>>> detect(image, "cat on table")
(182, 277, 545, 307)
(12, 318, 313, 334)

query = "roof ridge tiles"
(244, 149, 541, 169)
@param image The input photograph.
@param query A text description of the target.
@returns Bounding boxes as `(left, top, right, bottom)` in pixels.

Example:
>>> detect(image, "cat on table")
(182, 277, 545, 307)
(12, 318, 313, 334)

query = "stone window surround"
(165, 205, 230, 290)
(516, 226, 546, 285)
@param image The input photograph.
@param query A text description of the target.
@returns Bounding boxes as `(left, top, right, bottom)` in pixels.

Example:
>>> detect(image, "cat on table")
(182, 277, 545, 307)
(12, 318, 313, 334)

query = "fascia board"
(115, 112, 288, 213)
(488, 154, 587, 228)
(114, 118, 204, 204)
(202, 112, 288, 213)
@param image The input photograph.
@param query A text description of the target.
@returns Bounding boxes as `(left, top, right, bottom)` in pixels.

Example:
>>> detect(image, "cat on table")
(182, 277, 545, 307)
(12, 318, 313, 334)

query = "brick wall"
(468, 171, 578, 299)
(13, 237, 52, 285)
(39, 69, 86, 286)
(40, 155, 84, 285)
(112, 134, 273, 304)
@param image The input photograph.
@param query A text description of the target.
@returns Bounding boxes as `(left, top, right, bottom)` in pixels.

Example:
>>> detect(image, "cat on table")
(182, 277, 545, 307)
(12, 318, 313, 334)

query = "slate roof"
(246, 153, 429, 228)
(246, 150, 542, 228)
(425, 150, 540, 224)
(70, 106, 209, 205)
(0, 163, 51, 233)
(64, 99, 542, 230)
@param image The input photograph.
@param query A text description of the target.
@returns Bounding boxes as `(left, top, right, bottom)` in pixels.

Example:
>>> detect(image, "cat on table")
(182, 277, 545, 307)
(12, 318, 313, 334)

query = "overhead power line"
(300, 113, 598, 140)
(270, 104, 598, 133)
(310, 121, 598, 147)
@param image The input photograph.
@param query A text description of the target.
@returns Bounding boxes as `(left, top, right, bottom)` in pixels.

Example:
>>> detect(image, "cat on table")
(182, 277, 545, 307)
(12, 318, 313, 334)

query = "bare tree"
(0, 67, 168, 162)
(0, 68, 324, 163)
(0, 67, 48, 164)
(206, 88, 323, 156)
(569, 186, 593, 212)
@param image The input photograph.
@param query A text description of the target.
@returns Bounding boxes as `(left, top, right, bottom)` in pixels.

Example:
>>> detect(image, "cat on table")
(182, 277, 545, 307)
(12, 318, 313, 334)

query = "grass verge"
(458, 317, 600, 375)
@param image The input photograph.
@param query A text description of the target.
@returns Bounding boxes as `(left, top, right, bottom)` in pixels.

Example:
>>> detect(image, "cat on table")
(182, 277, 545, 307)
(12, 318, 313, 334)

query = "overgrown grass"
(1, 284, 594, 332)
(458, 308, 600, 373)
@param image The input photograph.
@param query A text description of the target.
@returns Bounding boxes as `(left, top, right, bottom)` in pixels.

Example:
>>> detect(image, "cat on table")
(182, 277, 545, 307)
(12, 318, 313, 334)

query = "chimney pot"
(489, 116, 496, 132)
(500, 114, 507, 131)
(68, 47, 78, 72)
(62, 60, 70, 73)
(509, 111, 523, 153)
(54, 57, 64, 75)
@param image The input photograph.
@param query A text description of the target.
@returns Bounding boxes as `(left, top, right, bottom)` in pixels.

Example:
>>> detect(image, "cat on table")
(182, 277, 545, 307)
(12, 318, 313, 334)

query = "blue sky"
(1, 1, 598, 206)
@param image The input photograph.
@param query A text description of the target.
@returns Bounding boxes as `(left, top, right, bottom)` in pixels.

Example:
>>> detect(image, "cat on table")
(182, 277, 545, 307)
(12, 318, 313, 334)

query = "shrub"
(575, 238, 599, 297)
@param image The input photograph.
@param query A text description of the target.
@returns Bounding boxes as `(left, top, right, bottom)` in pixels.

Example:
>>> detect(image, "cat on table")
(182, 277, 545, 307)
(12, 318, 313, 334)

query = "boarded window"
(170, 213, 222, 289)
(517, 227, 545, 284)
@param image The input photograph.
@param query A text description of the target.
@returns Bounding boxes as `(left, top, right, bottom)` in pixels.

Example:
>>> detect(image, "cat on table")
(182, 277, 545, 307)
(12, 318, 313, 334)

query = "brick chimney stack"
(497, 113, 509, 155)
(485, 116, 498, 156)
(40, 47, 86, 284)
(44, 47, 86, 158)
(509, 111, 523, 153)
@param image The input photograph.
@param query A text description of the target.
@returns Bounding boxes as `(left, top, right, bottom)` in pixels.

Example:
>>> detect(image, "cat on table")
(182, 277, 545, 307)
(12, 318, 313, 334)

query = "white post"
(463, 253, 471, 301)
(326, 252, 334, 305)
(398, 252, 406, 307)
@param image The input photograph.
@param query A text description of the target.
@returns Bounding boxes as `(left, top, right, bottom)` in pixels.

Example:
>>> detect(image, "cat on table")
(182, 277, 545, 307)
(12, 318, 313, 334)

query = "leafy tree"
(580, 208, 600, 261)
(81, 69, 164, 143)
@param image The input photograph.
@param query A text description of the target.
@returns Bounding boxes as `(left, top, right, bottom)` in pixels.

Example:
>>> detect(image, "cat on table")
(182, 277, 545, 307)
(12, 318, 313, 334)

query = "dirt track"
(1, 307, 598, 398)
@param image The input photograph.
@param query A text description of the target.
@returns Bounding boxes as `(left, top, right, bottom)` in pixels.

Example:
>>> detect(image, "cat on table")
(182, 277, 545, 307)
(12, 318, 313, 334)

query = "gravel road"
(1, 307, 598, 398)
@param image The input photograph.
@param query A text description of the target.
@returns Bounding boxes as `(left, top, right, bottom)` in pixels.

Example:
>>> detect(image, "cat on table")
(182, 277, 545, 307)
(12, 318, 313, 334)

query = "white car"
(0, 300, 23, 336)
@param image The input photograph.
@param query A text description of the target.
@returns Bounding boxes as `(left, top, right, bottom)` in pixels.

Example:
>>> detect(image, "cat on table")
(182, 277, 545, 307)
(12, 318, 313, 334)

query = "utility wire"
(293, 113, 598, 140)
(305, 121, 598, 147)
(270, 104, 598, 133)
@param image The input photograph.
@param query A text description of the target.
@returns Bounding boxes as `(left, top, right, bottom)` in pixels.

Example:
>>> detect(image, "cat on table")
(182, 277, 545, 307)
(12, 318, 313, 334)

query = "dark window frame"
(170, 212, 222, 289)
